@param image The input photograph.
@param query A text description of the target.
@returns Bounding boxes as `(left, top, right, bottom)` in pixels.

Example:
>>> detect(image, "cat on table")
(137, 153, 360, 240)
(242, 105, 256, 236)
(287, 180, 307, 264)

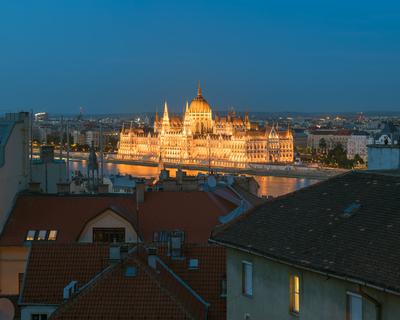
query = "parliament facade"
(117, 85, 294, 168)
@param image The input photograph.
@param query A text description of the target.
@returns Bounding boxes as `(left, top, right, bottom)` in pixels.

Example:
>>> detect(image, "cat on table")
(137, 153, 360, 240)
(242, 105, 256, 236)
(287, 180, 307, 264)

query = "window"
(347, 292, 362, 320)
(290, 275, 300, 314)
(48, 230, 58, 241)
(221, 276, 227, 297)
(31, 314, 47, 320)
(93, 228, 125, 243)
(37, 230, 47, 241)
(25, 230, 36, 241)
(242, 261, 253, 296)
(18, 273, 24, 294)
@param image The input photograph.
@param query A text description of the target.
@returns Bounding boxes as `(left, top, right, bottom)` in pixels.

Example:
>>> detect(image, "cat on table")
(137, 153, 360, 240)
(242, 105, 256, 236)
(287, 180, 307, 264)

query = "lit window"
(26, 230, 36, 241)
(290, 275, 300, 314)
(37, 230, 47, 241)
(242, 261, 253, 296)
(347, 292, 362, 320)
(48, 230, 58, 241)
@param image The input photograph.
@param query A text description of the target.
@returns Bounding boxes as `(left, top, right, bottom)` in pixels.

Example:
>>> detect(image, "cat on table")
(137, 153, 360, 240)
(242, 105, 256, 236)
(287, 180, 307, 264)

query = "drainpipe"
(359, 287, 381, 320)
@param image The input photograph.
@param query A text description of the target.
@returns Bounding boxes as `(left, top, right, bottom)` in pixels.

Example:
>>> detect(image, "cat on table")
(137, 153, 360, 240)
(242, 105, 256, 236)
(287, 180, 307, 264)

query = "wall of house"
(227, 248, 400, 320)
(78, 209, 138, 243)
(0, 246, 30, 295)
(368, 146, 400, 170)
(21, 305, 57, 320)
(0, 115, 29, 233)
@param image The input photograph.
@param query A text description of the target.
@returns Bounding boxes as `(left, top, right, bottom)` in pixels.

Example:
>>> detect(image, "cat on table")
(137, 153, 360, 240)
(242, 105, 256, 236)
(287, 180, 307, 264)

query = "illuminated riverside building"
(117, 85, 294, 168)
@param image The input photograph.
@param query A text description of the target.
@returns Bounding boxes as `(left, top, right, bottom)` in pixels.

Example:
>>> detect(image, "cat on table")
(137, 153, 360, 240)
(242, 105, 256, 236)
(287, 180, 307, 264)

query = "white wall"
(227, 248, 400, 320)
(21, 305, 57, 320)
(0, 115, 29, 233)
(368, 146, 400, 170)
(78, 209, 138, 243)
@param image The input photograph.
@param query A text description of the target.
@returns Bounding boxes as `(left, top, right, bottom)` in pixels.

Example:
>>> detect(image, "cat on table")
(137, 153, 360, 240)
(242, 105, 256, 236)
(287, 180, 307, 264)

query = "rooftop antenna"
(29, 109, 33, 182)
(59, 116, 64, 160)
(100, 122, 104, 183)
(66, 120, 70, 182)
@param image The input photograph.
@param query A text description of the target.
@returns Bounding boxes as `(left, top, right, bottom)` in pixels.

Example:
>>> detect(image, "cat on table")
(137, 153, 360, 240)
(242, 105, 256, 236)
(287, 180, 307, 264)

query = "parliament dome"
(189, 83, 212, 114)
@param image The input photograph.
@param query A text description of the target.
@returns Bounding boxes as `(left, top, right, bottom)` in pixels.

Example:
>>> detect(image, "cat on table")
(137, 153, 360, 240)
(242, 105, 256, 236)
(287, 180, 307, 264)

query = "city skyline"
(1, 1, 400, 114)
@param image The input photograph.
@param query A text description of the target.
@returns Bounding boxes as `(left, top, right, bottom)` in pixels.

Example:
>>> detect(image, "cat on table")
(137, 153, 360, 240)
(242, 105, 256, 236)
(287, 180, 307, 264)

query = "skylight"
(188, 259, 199, 270)
(343, 203, 361, 217)
(25, 230, 58, 241)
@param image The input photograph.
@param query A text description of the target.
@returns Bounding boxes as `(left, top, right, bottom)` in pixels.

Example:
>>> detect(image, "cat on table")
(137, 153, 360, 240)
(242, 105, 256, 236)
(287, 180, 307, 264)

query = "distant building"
(211, 171, 400, 320)
(346, 132, 371, 162)
(307, 129, 352, 151)
(85, 130, 100, 147)
(371, 122, 400, 145)
(118, 85, 294, 168)
(0, 112, 30, 233)
(34, 112, 48, 122)
(71, 130, 86, 145)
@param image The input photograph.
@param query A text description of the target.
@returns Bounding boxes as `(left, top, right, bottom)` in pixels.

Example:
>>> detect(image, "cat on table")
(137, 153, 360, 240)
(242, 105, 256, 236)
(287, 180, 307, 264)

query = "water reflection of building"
(118, 85, 294, 168)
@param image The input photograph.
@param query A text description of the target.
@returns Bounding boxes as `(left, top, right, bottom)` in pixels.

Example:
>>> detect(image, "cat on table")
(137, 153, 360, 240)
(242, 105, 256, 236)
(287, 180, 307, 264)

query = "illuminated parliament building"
(117, 85, 294, 168)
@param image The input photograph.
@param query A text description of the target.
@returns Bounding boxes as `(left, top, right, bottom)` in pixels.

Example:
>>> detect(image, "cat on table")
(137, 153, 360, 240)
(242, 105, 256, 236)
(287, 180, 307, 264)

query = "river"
(69, 160, 320, 198)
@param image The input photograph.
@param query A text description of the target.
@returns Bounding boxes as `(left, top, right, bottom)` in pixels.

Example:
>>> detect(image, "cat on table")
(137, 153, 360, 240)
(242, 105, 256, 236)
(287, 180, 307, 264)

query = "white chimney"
(63, 280, 78, 299)
(147, 247, 157, 269)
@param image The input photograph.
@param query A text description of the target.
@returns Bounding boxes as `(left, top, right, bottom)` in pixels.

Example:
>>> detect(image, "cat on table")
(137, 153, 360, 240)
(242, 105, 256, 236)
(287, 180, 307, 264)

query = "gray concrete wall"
(227, 248, 400, 320)
(368, 146, 400, 170)
(0, 116, 29, 233)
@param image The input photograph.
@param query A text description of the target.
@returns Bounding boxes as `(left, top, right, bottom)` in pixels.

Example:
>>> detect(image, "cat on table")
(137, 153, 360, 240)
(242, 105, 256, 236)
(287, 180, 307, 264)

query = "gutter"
(209, 238, 400, 297)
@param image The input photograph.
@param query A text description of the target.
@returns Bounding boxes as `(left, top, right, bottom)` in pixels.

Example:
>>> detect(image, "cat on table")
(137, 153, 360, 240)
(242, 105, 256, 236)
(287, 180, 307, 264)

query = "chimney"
(147, 247, 157, 269)
(63, 280, 78, 300)
(136, 179, 145, 204)
(109, 245, 120, 261)
(109, 245, 128, 262)
(56, 182, 70, 194)
(28, 181, 41, 193)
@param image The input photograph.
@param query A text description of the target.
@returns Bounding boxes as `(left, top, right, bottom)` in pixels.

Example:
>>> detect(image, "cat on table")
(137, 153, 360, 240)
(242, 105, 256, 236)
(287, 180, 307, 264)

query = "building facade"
(307, 129, 352, 151)
(118, 85, 294, 168)
(346, 133, 371, 162)
(211, 171, 400, 320)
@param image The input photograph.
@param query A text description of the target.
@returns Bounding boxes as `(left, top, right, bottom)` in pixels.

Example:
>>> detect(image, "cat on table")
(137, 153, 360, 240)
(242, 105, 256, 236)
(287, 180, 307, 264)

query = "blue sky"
(0, 0, 399, 114)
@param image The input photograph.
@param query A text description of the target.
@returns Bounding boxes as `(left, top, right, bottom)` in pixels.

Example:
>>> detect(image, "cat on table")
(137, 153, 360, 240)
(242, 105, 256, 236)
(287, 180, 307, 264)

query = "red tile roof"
(158, 245, 226, 320)
(21, 244, 225, 320)
(20, 243, 111, 304)
(0, 194, 136, 245)
(0, 191, 236, 246)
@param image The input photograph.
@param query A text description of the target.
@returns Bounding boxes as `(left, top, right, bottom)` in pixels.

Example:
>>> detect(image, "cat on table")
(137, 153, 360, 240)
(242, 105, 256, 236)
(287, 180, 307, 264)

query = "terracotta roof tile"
(21, 244, 225, 319)
(0, 191, 236, 246)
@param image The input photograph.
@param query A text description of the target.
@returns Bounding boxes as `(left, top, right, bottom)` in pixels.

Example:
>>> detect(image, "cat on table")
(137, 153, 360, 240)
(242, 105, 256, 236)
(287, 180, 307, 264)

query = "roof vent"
(124, 266, 137, 277)
(188, 259, 199, 270)
(63, 280, 78, 299)
(343, 203, 361, 218)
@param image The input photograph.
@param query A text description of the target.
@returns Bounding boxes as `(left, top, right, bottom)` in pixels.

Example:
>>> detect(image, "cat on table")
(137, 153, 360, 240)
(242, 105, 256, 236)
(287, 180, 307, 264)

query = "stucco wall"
(0, 246, 30, 295)
(227, 248, 400, 320)
(0, 119, 29, 233)
(368, 146, 400, 170)
(78, 209, 138, 243)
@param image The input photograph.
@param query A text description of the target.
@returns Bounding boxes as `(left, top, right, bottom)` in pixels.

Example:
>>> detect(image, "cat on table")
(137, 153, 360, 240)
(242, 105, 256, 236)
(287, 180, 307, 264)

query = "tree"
(319, 138, 327, 152)
(353, 154, 364, 165)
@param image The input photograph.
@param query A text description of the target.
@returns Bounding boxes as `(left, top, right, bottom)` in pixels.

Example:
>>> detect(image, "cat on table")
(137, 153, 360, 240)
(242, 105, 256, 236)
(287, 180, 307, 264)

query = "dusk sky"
(0, 0, 399, 114)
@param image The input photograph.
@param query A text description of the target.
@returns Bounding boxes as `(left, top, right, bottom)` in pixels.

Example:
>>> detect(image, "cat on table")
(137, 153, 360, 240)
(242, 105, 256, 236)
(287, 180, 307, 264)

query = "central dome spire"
(197, 81, 202, 97)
